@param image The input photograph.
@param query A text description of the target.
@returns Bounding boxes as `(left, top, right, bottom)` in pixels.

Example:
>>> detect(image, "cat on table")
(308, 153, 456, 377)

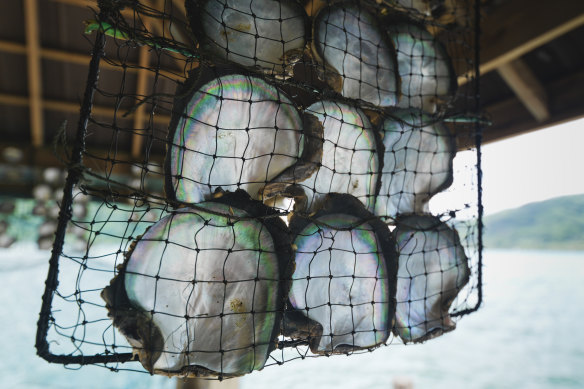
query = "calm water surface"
(1, 247, 583, 389)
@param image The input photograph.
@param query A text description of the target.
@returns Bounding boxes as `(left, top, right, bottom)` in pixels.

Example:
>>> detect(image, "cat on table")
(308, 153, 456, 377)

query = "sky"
(430, 117, 584, 216)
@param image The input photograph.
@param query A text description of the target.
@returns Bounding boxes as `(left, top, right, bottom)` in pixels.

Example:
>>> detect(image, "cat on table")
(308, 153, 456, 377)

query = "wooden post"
(24, 0, 43, 147)
(176, 378, 240, 389)
(131, 44, 152, 158)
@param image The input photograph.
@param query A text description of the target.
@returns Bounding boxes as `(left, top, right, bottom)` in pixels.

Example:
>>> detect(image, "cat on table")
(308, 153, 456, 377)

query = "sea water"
(1, 246, 583, 389)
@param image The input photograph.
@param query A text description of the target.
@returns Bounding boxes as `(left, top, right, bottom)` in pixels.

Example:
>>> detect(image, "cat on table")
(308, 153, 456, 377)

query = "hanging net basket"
(37, 0, 484, 379)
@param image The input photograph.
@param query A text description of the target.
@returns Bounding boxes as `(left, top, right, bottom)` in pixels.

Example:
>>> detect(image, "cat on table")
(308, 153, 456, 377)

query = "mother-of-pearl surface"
(124, 202, 281, 374)
(314, 4, 398, 107)
(199, 0, 307, 71)
(169, 74, 303, 203)
(298, 100, 378, 212)
(389, 23, 455, 112)
(375, 109, 454, 221)
(290, 213, 391, 353)
(393, 215, 470, 343)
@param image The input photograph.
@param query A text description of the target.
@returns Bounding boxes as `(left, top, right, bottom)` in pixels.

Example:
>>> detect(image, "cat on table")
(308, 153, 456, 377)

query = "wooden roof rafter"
(497, 59, 549, 122)
(24, 0, 43, 147)
(45, 0, 190, 158)
(4, 0, 584, 159)
(479, 0, 584, 125)
(132, 0, 169, 159)
(0, 92, 171, 126)
(448, 0, 584, 145)
(479, 0, 584, 76)
(0, 39, 184, 80)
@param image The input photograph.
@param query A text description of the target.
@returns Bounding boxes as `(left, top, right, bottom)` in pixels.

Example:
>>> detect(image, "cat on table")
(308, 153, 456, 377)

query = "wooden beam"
(455, 67, 584, 148)
(0, 93, 171, 125)
(49, 0, 131, 17)
(0, 40, 27, 55)
(50, 0, 185, 36)
(453, 0, 584, 85)
(0, 39, 183, 80)
(170, 0, 187, 19)
(132, 36, 154, 158)
(304, 0, 327, 17)
(49, 0, 95, 8)
(24, 0, 44, 147)
(51, 0, 190, 75)
(138, 0, 190, 71)
(47, 48, 183, 80)
(50, 0, 195, 72)
(0, 93, 28, 107)
(497, 59, 550, 122)
(165, 0, 192, 47)
(480, 0, 584, 75)
(132, 0, 186, 158)
(176, 377, 240, 389)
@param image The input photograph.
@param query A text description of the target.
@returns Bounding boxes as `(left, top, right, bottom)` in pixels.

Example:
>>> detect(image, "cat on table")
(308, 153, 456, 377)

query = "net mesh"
(36, 0, 484, 378)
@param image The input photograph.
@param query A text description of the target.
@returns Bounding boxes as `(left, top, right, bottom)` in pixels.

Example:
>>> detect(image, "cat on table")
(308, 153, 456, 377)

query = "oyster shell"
(375, 109, 454, 221)
(392, 214, 470, 343)
(101, 191, 291, 377)
(284, 194, 398, 354)
(313, 3, 399, 107)
(188, 0, 308, 73)
(165, 72, 304, 204)
(388, 23, 456, 112)
(261, 100, 379, 212)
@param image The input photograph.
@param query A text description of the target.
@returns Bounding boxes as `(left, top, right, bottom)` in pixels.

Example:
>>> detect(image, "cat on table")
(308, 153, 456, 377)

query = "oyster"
(388, 23, 456, 112)
(165, 72, 305, 204)
(262, 100, 379, 212)
(375, 109, 454, 221)
(284, 194, 398, 354)
(101, 191, 291, 377)
(188, 0, 308, 73)
(392, 214, 470, 343)
(313, 3, 398, 107)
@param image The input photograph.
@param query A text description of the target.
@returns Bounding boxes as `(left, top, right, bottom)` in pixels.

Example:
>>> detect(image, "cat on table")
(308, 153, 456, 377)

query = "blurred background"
(1, 0, 584, 388)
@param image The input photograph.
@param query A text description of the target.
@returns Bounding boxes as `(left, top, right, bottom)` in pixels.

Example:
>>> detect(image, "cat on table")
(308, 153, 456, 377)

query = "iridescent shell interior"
(168, 74, 303, 203)
(295, 100, 379, 212)
(197, 0, 307, 72)
(389, 23, 456, 112)
(375, 109, 454, 221)
(111, 202, 284, 376)
(314, 3, 398, 107)
(393, 214, 470, 343)
(288, 213, 392, 354)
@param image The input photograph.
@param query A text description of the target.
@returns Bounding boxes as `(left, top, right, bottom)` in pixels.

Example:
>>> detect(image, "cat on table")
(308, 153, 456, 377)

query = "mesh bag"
(37, 0, 484, 378)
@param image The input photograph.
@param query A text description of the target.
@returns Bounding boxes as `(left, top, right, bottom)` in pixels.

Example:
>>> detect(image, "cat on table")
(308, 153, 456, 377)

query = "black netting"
(37, 0, 484, 379)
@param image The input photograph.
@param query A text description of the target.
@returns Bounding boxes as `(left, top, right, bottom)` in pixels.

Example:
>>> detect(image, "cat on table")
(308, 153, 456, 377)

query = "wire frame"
(36, 0, 484, 378)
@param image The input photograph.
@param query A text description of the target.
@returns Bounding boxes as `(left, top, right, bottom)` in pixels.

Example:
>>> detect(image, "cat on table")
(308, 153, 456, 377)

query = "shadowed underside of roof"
(1, 0, 583, 196)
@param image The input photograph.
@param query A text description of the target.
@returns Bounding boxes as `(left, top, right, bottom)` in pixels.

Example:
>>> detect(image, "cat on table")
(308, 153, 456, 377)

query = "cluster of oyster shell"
(101, 0, 470, 378)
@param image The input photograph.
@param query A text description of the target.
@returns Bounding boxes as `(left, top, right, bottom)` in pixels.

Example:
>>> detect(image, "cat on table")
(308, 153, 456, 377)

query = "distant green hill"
(484, 194, 584, 250)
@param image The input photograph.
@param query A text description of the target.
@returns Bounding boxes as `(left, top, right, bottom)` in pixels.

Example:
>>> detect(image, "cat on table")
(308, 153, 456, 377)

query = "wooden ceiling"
(478, 0, 584, 144)
(1, 0, 583, 194)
